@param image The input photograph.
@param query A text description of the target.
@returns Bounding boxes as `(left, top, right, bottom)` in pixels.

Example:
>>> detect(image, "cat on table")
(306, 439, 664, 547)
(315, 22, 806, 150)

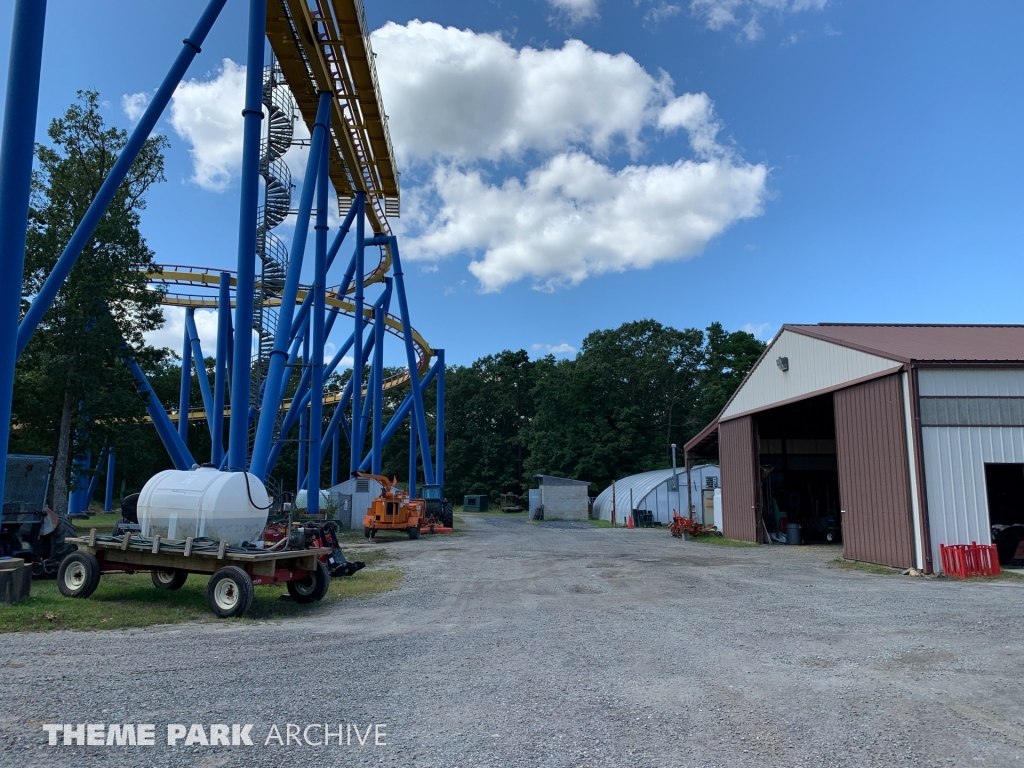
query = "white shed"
(327, 476, 383, 530)
(592, 466, 721, 526)
(533, 474, 591, 521)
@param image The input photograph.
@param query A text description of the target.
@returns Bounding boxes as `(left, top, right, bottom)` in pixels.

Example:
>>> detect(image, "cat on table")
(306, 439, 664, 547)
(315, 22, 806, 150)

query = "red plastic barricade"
(940, 542, 1001, 578)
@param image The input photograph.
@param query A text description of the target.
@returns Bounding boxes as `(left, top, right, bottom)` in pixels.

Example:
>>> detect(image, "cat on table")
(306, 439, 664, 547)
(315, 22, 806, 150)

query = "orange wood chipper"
(359, 472, 453, 539)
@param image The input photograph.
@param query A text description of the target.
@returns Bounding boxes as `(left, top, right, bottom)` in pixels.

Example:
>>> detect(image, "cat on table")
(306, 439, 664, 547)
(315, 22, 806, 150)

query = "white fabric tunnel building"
(592, 466, 721, 526)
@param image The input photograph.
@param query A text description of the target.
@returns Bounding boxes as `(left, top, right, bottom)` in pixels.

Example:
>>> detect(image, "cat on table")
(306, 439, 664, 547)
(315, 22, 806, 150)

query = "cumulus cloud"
(411, 152, 766, 292)
(690, 0, 827, 36)
(168, 59, 246, 191)
(547, 0, 600, 23)
(371, 22, 671, 164)
(145, 307, 219, 354)
(532, 342, 577, 356)
(374, 22, 768, 291)
(121, 92, 151, 124)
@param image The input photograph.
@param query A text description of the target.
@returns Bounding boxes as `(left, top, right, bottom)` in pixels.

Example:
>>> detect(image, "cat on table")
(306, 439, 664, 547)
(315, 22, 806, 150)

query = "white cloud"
(644, 3, 683, 24)
(371, 22, 670, 164)
(373, 22, 768, 292)
(168, 59, 246, 191)
(690, 0, 827, 36)
(145, 307, 220, 355)
(741, 322, 774, 339)
(121, 92, 151, 124)
(532, 342, 577, 356)
(411, 152, 766, 292)
(547, 0, 600, 23)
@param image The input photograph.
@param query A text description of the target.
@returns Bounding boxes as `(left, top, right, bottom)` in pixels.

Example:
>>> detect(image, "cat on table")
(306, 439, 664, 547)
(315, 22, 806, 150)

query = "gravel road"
(2, 514, 1023, 768)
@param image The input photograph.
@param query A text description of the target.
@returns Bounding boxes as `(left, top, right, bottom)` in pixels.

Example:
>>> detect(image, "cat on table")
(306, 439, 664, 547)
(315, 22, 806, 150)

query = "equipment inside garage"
(685, 323, 1024, 574)
(756, 394, 841, 544)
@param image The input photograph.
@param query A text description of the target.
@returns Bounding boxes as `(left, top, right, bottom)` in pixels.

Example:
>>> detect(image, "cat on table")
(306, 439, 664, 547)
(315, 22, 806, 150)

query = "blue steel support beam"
(69, 452, 89, 516)
(85, 448, 106, 507)
(120, 353, 195, 471)
(307, 123, 331, 515)
(0, 0, 46, 526)
(249, 91, 332, 480)
(389, 237, 434, 484)
(359, 358, 440, 472)
(228, 0, 267, 473)
(320, 328, 377, 462)
(436, 348, 445, 490)
(104, 450, 115, 512)
(408, 412, 417, 500)
(212, 272, 230, 464)
(184, 309, 215, 432)
(297, 332, 309, 490)
(177, 323, 192, 446)
(349, 193, 366, 474)
(370, 279, 392, 474)
(17, 0, 228, 359)
(331, 430, 339, 486)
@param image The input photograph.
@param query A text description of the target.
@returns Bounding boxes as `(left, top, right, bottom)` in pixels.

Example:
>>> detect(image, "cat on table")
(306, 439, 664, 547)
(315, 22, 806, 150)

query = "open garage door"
(834, 374, 916, 568)
(720, 415, 761, 542)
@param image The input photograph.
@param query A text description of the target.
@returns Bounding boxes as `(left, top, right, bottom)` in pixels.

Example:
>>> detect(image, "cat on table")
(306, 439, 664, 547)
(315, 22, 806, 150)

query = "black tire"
(151, 569, 188, 590)
(286, 560, 331, 604)
(363, 526, 374, 539)
(825, 532, 835, 543)
(206, 566, 254, 618)
(57, 551, 101, 599)
(408, 526, 420, 540)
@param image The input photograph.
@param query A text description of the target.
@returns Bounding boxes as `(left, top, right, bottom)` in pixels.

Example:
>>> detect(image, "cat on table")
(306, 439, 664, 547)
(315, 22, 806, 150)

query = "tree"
(13, 91, 169, 512)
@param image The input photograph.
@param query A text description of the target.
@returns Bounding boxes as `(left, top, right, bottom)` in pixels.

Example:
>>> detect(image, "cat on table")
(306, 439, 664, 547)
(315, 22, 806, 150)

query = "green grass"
(586, 519, 614, 528)
(830, 557, 901, 575)
(688, 534, 759, 547)
(0, 549, 401, 633)
(71, 512, 121, 536)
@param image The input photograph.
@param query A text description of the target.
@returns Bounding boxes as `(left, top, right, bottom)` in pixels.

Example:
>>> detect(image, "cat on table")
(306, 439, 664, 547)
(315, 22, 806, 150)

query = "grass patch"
(586, 519, 614, 528)
(71, 513, 121, 536)
(0, 549, 401, 633)
(830, 557, 901, 575)
(689, 534, 758, 547)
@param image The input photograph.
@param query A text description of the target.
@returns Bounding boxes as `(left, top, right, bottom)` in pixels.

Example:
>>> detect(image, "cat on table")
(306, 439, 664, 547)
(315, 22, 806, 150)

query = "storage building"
(533, 474, 591, 521)
(592, 466, 721, 525)
(327, 475, 383, 530)
(684, 324, 1024, 573)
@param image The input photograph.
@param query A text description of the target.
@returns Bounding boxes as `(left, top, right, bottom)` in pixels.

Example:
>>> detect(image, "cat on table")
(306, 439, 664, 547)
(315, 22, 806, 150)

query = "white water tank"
(137, 468, 270, 546)
(294, 488, 330, 511)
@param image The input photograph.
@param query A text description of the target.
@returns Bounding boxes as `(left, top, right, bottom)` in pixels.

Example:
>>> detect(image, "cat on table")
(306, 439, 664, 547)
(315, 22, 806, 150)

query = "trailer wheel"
(151, 569, 188, 590)
(407, 526, 420, 540)
(363, 526, 375, 539)
(206, 566, 254, 618)
(57, 552, 101, 599)
(287, 560, 330, 604)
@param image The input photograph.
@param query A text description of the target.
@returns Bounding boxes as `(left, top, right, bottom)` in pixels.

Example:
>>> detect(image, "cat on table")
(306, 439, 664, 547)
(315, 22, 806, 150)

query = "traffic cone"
(626, 514, 634, 529)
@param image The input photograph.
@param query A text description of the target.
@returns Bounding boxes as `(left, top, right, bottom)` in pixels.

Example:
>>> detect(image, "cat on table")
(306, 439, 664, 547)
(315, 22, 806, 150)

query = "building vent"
(356, 479, 369, 492)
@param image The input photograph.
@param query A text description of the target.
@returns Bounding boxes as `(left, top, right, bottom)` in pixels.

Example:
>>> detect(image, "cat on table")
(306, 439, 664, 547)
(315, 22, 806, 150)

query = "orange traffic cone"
(626, 514, 634, 529)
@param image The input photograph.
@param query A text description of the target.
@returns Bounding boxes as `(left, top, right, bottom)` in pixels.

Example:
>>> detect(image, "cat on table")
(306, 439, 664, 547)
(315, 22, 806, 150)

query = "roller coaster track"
(148, 265, 432, 424)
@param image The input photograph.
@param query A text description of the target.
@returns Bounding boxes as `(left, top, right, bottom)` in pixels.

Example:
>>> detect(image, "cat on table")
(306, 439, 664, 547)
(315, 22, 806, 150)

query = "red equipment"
(940, 542, 1000, 578)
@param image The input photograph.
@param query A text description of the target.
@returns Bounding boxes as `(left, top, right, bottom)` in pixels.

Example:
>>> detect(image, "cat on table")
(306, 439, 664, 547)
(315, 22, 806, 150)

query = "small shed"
(592, 466, 721, 526)
(534, 474, 591, 521)
(327, 476, 382, 530)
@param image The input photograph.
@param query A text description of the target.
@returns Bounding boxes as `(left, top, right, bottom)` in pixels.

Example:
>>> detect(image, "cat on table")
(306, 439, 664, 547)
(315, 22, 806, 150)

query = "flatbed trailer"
(59, 529, 333, 618)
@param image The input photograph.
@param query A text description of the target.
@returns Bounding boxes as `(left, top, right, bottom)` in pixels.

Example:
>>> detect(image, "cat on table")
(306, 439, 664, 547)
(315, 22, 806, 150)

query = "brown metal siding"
(719, 416, 760, 543)
(834, 374, 915, 568)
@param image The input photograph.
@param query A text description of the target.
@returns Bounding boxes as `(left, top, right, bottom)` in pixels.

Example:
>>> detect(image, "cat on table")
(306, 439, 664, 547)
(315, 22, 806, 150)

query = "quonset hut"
(592, 466, 721, 526)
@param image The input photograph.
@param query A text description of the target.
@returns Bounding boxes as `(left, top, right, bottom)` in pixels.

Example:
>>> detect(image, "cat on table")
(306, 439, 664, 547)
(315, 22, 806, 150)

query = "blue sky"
(2, 0, 1023, 367)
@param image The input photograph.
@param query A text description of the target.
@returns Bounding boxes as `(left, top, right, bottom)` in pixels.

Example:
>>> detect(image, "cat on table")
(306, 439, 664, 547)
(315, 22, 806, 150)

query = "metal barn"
(685, 324, 1024, 573)
(592, 466, 721, 525)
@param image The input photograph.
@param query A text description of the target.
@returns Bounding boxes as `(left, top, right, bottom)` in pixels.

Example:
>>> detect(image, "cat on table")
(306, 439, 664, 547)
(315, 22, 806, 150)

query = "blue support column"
(436, 348, 445, 490)
(297, 333, 308, 491)
(408, 414, 417, 500)
(307, 122, 330, 515)
(212, 272, 230, 464)
(121, 353, 195, 471)
(249, 92, 332, 480)
(370, 278, 391, 474)
(331, 429, 339, 486)
(227, 0, 267, 473)
(0, 0, 46, 527)
(178, 322, 192, 445)
(69, 453, 89, 517)
(349, 193, 366, 475)
(184, 308, 215, 431)
(17, 0, 228, 359)
(389, 237, 434, 484)
(85, 448, 106, 506)
(359, 358, 440, 472)
(104, 450, 115, 512)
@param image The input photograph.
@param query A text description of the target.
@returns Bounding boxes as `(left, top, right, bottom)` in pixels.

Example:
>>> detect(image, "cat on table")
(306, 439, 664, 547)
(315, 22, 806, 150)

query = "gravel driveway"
(2, 514, 1023, 768)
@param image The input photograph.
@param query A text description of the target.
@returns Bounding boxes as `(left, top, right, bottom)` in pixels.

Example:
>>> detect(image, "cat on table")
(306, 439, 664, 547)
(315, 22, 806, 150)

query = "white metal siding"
(722, 330, 901, 419)
(918, 368, 1024, 396)
(922, 426, 1024, 571)
(540, 485, 589, 520)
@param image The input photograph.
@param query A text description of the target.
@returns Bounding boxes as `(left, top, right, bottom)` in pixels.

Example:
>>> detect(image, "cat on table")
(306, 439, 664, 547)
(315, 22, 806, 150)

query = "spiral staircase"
(250, 60, 296, 464)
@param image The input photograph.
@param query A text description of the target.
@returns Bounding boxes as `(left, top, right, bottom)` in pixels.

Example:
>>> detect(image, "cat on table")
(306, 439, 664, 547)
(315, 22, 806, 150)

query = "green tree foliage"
(12, 91, 170, 511)
(440, 321, 764, 500)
